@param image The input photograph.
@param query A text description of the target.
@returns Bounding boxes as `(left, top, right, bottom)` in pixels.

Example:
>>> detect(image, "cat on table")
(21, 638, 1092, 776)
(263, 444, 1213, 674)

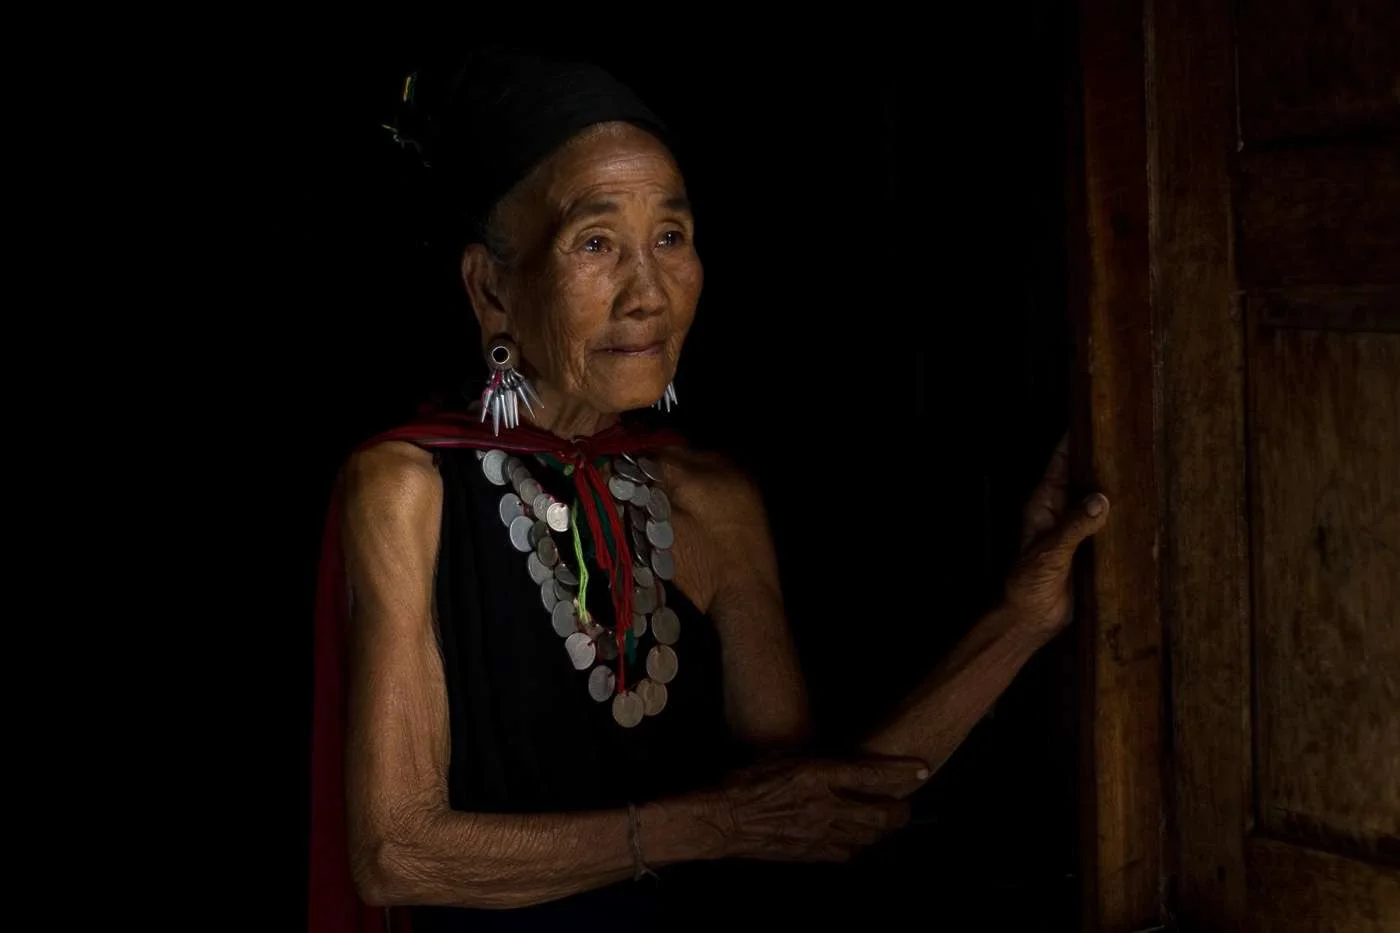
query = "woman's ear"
(462, 243, 510, 337)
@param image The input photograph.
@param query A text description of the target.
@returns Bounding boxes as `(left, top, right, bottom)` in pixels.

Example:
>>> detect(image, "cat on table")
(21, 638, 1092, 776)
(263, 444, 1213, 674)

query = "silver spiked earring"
(481, 334, 541, 435)
(653, 381, 678, 413)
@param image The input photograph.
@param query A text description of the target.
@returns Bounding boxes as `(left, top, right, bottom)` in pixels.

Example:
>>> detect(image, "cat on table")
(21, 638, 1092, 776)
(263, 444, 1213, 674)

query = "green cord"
(559, 459, 632, 663)
(569, 498, 591, 625)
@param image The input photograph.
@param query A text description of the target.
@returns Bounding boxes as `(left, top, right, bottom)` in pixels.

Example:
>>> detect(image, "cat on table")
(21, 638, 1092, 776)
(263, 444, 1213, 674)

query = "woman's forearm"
(361, 792, 727, 910)
(860, 605, 1045, 780)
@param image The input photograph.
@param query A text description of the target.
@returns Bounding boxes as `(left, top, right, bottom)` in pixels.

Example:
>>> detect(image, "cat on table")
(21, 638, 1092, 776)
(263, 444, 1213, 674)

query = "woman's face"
(469, 122, 703, 415)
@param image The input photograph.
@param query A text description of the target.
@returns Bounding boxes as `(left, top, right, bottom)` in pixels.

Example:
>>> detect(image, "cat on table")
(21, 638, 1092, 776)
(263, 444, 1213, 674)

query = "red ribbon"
(307, 410, 680, 932)
(569, 458, 636, 690)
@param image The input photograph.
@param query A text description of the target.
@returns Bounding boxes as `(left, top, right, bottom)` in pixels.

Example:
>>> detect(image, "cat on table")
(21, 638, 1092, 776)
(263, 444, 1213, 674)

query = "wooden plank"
(1144, 0, 1252, 928)
(1251, 286, 1400, 333)
(1248, 838, 1400, 932)
(1236, 0, 1400, 146)
(1237, 143, 1400, 289)
(1068, 0, 1165, 929)
(1250, 327, 1400, 862)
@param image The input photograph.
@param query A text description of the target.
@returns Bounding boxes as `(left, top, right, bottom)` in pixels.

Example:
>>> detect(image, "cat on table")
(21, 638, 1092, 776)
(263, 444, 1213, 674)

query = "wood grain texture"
(1236, 0, 1400, 145)
(1250, 327, 1400, 862)
(1248, 838, 1400, 932)
(1145, 0, 1253, 928)
(1251, 286, 1400, 333)
(1069, 0, 1165, 929)
(1237, 142, 1400, 289)
(1084, 2, 1400, 929)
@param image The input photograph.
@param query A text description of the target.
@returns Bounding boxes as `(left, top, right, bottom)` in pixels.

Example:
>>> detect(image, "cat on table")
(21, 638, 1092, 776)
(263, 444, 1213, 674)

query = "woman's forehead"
(539, 125, 686, 209)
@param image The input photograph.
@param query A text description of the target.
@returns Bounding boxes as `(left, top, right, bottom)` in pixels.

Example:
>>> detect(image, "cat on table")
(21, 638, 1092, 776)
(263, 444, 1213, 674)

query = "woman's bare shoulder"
(342, 441, 442, 527)
(657, 445, 763, 523)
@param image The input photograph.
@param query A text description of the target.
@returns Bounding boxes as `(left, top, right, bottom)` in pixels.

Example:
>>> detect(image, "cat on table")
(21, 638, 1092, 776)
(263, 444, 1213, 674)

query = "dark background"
(198, 11, 1079, 930)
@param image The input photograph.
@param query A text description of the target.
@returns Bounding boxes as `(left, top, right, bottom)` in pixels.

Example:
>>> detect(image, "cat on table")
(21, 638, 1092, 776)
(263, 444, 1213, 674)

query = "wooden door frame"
(1067, 0, 1242, 929)
(1066, 0, 1167, 928)
(1141, 0, 1254, 929)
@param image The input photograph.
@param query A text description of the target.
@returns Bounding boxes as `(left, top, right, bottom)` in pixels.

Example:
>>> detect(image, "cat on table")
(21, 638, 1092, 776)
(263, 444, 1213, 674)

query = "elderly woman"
(308, 49, 1109, 933)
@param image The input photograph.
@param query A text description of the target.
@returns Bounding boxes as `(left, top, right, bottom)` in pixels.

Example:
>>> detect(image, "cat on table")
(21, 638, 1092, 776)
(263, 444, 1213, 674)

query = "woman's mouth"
(601, 342, 663, 357)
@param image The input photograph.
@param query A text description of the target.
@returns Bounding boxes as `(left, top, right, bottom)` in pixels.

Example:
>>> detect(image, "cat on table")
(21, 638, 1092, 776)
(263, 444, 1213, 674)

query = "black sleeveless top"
(410, 446, 738, 932)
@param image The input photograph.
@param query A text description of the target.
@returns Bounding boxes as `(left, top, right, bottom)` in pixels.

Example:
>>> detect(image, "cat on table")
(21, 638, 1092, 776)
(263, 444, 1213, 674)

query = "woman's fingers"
(722, 755, 926, 862)
(1049, 493, 1111, 561)
(841, 798, 912, 832)
(1021, 433, 1071, 548)
(821, 756, 930, 799)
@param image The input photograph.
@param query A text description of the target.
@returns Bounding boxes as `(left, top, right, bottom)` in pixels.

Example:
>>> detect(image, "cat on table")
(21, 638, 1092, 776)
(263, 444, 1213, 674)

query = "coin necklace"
(479, 448, 681, 728)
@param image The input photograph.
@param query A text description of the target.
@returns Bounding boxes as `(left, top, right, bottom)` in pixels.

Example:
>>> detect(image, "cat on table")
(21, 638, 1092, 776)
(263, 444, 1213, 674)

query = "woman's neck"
(524, 381, 620, 440)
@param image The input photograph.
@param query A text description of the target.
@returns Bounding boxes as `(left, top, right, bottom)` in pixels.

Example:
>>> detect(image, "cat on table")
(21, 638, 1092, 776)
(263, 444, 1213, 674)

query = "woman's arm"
(342, 443, 921, 909)
(861, 438, 1110, 783)
(342, 443, 723, 909)
(859, 605, 1043, 771)
(668, 453, 812, 751)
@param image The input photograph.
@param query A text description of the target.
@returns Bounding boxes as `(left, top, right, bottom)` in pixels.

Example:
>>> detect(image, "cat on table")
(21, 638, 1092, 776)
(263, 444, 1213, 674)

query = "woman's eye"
(583, 236, 610, 253)
(657, 230, 686, 248)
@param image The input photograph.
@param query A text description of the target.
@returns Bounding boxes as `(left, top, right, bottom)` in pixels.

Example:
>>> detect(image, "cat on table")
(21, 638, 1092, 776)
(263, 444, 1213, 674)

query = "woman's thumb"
(1053, 493, 1110, 554)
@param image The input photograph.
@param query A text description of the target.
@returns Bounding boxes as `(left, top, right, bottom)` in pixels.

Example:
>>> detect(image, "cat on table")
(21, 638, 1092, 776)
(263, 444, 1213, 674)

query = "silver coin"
(628, 504, 648, 530)
(532, 492, 553, 520)
(651, 549, 675, 581)
(527, 551, 552, 585)
(633, 566, 655, 590)
(541, 578, 560, 612)
(555, 563, 579, 587)
(633, 584, 657, 614)
(637, 456, 663, 482)
(613, 458, 646, 483)
(608, 475, 636, 501)
(508, 515, 534, 552)
(536, 536, 559, 567)
(502, 455, 522, 480)
(646, 489, 671, 521)
(612, 691, 644, 728)
(546, 501, 570, 533)
(552, 600, 578, 637)
(498, 492, 523, 527)
(631, 612, 648, 639)
(595, 632, 619, 661)
(554, 577, 575, 602)
(528, 520, 550, 547)
(630, 525, 651, 561)
(518, 478, 542, 504)
(635, 678, 668, 716)
(646, 519, 674, 549)
(628, 483, 652, 508)
(646, 645, 678, 684)
(565, 631, 596, 670)
(588, 665, 616, 702)
(651, 606, 681, 645)
(482, 450, 507, 486)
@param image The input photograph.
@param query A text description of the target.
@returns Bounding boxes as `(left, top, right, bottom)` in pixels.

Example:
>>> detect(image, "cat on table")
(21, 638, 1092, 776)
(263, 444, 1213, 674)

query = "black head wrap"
(388, 48, 671, 242)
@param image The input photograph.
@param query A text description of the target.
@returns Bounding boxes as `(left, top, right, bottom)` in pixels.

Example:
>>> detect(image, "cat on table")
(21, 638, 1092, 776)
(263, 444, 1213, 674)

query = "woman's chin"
(596, 383, 668, 413)
(591, 367, 670, 412)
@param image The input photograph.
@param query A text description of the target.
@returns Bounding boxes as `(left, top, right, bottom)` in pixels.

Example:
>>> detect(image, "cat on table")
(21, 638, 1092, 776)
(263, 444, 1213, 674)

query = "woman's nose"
(616, 248, 666, 319)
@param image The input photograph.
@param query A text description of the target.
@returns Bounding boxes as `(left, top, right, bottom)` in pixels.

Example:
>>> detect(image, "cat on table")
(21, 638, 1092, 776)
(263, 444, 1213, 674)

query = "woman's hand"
(1002, 434, 1110, 644)
(705, 755, 929, 862)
